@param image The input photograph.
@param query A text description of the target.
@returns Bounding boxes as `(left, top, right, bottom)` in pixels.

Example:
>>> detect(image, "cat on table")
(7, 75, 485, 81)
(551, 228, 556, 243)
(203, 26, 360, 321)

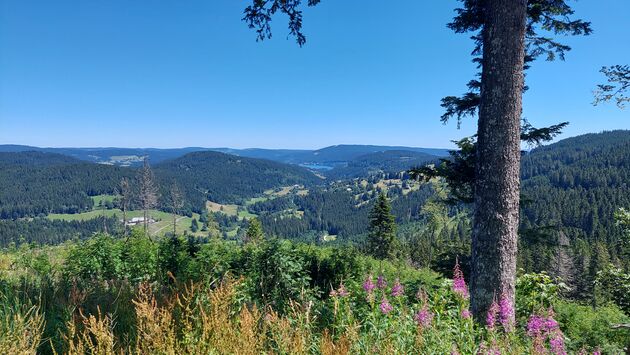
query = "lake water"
(299, 163, 334, 171)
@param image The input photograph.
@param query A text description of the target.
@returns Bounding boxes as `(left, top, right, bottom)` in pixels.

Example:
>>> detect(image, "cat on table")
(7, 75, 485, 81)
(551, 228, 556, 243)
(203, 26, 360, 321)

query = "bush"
(554, 300, 629, 353)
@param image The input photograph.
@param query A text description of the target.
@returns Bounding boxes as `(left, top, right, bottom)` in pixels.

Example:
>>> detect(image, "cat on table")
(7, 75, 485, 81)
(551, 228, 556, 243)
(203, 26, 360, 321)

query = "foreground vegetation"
(1, 233, 628, 354)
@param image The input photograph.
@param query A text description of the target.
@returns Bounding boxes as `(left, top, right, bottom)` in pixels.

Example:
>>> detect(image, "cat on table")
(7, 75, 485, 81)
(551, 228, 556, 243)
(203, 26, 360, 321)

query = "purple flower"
(379, 297, 393, 314)
(499, 292, 514, 332)
(376, 275, 387, 290)
(593, 349, 601, 355)
(452, 259, 469, 299)
(527, 309, 566, 355)
(391, 278, 404, 297)
(414, 306, 433, 328)
(486, 299, 499, 331)
(545, 317, 559, 331)
(461, 308, 471, 319)
(363, 275, 376, 293)
(526, 315, 545, 336)
(550, 335, 566, 355)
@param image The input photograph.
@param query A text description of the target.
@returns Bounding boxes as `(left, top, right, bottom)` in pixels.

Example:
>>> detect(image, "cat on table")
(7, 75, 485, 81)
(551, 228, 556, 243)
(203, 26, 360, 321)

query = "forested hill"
(156, 151, 322, 205)
(0, 152, 132, 218)
(325, 150, 438, 179)
(519, 130, 630, 268)
(0, 150, 322, 219)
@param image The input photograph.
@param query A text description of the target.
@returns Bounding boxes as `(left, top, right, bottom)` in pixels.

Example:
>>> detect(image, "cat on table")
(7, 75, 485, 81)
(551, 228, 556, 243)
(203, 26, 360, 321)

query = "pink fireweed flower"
(549, 335, 566, 355)
(527, 309, 566, 355)
(461, 308, 471, 319)
(414, 306, 433, 328)
(452, 259, 469, 299)
(592, 349, 601, 355)
(486, 299, 500, 331)
(499, 292, 514, 332)
(376, 275, 387, 289)
(526, 314, 545, 336)
(363, 275, 376, 293)
(379, 297, 393, 314)
(391, 278, 404, 297)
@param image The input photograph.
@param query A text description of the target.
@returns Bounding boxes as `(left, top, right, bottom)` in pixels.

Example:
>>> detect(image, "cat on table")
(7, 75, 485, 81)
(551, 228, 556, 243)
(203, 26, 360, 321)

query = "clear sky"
(0, 0, 628, 149)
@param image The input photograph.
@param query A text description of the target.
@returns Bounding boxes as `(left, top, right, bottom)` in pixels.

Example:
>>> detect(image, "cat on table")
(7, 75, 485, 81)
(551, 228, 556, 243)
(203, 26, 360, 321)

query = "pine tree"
(245, 217, 264, 244)
(168, 182, 184, 236)
(242, 0, 590, 322)
(116, 177, 131, 237)
(367, 194, 398, 260)
(190, 218, 199, 233)
(137, 157, 159, 238)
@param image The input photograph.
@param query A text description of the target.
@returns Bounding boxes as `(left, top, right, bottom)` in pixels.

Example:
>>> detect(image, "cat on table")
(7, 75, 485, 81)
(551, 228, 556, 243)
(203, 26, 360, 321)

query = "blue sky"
(0, 0, 628, 149)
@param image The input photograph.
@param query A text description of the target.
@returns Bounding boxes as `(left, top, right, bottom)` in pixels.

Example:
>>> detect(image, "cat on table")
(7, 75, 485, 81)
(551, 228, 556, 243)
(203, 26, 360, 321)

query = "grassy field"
(90, 194, 117, 209)
(47, 209, 205, 237)
(206, 201, 239, 216)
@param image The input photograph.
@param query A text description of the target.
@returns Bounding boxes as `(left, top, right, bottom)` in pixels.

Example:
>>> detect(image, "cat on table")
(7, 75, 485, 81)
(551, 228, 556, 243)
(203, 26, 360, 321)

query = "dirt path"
(151, 216, 185, 236)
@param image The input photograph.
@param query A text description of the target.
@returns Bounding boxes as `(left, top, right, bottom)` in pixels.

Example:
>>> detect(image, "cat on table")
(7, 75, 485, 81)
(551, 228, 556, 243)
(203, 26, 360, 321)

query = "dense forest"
(0, 150, 322, 219)
(154, 150, 322, 208)
(324, 150, 438, 179)
(0, 217, 120, 246)
(0, 152, 131, 218)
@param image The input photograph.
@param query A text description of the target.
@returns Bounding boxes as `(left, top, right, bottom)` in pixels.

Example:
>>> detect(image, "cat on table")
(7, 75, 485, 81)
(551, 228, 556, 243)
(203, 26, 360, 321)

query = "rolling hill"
(0, 144, 449, 168)
(324, 150, 439, 179)
(0, 152, 132, 218)
(0, 149, 324, 219)
(154, 151, 322, 208)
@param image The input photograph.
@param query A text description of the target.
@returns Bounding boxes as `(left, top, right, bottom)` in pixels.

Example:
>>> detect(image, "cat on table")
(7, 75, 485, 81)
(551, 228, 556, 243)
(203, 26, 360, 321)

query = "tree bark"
(470, 0, 527, 322)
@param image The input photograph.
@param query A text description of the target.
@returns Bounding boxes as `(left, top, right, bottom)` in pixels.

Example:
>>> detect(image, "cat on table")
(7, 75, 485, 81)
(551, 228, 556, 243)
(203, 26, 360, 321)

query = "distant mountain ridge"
(0, 144, 449, 167)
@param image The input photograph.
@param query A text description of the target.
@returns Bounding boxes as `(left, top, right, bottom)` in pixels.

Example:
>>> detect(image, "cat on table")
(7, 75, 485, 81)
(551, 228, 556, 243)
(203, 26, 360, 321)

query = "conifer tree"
(137, 157, 159, 238)
(116, 177, 131, 237)
(168, 182, 184, 236)
(190, 218, 199, 233)
(367, 193, 398, 260)
(245, 217, 264, 244)
(242, 0, 591, 321)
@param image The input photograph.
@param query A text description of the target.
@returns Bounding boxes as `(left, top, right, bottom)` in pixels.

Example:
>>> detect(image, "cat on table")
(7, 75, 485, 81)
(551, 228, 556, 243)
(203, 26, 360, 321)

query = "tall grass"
(0, 294, 44, 354)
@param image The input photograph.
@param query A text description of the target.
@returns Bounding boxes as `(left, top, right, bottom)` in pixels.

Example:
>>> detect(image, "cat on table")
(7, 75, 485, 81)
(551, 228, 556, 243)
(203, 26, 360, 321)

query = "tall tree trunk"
(144, 209, 148, 237)
(470, 0, 527, 321)
(123, 205, 127, 237)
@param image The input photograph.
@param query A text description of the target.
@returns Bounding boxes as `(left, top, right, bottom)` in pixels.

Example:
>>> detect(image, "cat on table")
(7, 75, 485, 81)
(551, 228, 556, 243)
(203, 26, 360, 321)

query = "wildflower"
(461, 308, 471, 319)
(499, 291, 514, 332)
(526, 309, 566, 355)
(376, 275, 387, 290)
(414, 306, 433, 328)
(452, 259, 469, 299)
(526, 314, 545, 336)
(592, 349, 601, 355)
(549, 335, 566, 355)
(391, 278, 404, 297)
(379, 297, 393, 314)
(486, 299, 499, 331)
(363, 275, 376, 293)
(337, 283, 349, 297)
(329, 289, 338, 297)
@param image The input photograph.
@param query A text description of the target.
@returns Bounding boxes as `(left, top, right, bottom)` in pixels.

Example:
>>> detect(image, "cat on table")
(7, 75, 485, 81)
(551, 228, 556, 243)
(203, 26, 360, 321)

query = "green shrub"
(554, 300, 629, 353)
